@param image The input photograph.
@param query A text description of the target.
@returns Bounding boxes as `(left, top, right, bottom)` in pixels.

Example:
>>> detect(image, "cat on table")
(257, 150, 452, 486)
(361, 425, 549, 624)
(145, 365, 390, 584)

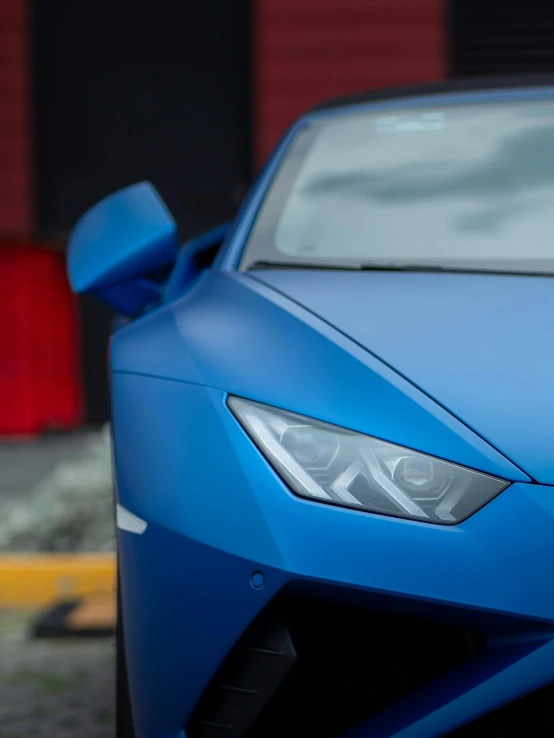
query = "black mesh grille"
(188, 594, 482, 738)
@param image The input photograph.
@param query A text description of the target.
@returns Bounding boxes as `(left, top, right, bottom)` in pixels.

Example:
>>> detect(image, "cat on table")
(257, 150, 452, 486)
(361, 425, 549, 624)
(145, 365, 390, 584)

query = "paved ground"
(0, 611, 114, 737)
(0, 432, 98, 500)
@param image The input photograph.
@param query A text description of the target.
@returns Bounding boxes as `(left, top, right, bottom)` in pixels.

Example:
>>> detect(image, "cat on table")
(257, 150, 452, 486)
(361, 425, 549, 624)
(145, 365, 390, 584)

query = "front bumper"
(113, 376, 554, 738)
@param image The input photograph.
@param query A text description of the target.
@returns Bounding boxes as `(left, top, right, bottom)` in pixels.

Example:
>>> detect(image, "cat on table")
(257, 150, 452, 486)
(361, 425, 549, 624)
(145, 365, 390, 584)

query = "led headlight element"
(228, 397, 509, 524)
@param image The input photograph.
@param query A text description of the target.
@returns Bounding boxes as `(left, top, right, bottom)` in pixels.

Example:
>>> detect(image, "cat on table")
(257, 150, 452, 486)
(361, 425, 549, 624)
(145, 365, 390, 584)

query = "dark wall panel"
(33, 0, 252, 238)
(450, 1, 554, 77)
(32, 0, 252, 424)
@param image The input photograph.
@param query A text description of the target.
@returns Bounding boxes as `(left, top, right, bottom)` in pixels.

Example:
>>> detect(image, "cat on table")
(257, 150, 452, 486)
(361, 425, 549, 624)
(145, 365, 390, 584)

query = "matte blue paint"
(117, 514, 288, 737)
(68, 181, 178, 315)
(252, 269, 554, 484)
(112, 271, 528, 481)
(112, 372, 554, 738)
(163, 221, 230, 304)
(68, 82, 554, 738)
(111, 375, 553, 622)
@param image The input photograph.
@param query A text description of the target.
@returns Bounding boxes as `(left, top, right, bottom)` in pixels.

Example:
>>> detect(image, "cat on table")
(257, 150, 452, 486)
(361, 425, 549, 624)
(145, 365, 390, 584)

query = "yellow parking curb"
(0, 554, 116, 608)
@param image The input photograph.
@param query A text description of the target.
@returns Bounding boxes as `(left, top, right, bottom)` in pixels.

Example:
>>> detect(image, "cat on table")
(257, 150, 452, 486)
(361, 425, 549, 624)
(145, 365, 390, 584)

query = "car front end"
(70, 77, 554, 738)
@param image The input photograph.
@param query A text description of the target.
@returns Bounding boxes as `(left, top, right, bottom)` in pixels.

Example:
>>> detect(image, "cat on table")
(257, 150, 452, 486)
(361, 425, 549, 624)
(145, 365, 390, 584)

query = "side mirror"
(67, 182, 179, 316)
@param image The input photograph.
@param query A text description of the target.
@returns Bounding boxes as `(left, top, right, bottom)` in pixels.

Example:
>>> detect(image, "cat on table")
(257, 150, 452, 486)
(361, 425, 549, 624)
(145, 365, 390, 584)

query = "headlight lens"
(228, 397, 509, 524)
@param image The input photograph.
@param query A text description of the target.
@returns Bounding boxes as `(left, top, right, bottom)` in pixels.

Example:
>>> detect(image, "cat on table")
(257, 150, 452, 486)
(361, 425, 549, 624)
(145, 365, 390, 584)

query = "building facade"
(0, 0, 549, 431)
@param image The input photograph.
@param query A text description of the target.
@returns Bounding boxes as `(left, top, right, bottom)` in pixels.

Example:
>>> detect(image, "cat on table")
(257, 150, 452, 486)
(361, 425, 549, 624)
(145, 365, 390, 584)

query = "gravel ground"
(0, 433, 98, 501)
(0, 611, 114, 737)
(0, 427, 115, 553)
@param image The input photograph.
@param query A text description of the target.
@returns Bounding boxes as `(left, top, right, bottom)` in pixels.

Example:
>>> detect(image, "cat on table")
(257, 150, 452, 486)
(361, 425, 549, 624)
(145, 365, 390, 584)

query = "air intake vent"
(187, 594, 481, 738)
(187, 603, 297, 738)
(447, 681, 554, 737)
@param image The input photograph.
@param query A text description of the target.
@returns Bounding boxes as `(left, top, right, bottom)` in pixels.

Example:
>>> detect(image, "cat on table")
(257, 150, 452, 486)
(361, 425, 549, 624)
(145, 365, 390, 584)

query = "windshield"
(241, 97, 554, 273)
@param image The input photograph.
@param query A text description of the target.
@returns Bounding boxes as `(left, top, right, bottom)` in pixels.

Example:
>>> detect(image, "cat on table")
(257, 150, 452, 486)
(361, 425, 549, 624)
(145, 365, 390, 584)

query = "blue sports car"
(68, 78, 554, 738)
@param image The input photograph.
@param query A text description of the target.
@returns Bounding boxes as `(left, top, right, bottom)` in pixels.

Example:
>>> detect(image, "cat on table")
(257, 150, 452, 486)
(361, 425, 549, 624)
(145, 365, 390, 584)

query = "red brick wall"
(254, 0, 446, 167)
(0, 1, 82, 435)
(0, 0, 32, 235)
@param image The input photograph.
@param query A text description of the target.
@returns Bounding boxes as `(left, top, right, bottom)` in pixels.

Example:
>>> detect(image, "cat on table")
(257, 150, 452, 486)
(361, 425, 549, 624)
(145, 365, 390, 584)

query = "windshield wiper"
(246, 259, 450, 272)
(247, 260, 359, 271)
(358, 263, 450, 272)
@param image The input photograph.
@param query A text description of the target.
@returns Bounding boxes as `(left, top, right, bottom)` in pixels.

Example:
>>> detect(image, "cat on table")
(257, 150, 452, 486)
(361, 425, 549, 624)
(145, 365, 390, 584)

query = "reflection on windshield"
(301, 123, 554, 233)
(243, 97, 554, 272)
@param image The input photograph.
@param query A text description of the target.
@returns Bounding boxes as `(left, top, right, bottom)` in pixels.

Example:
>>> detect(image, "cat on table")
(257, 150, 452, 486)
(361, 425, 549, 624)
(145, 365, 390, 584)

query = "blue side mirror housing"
(67, 181, 179, 316)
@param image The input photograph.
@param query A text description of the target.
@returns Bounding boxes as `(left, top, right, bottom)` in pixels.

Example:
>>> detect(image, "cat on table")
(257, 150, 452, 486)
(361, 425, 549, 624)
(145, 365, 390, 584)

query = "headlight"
(228, 397, 509, 524)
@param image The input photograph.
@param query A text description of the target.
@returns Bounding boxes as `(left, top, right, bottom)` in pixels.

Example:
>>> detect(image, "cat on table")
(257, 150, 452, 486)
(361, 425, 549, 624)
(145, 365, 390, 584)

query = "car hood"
(253, 270, 554, 484)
